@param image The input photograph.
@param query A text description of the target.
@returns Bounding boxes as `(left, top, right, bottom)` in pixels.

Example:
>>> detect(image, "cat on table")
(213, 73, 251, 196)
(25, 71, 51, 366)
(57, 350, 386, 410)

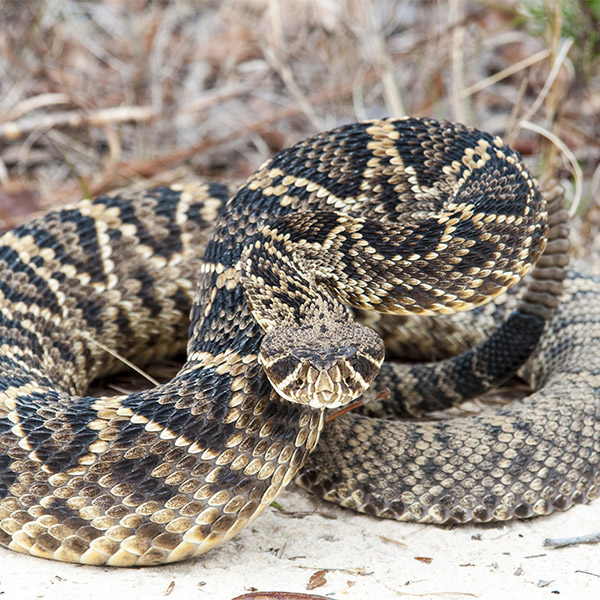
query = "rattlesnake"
(0, 117, 594, 567)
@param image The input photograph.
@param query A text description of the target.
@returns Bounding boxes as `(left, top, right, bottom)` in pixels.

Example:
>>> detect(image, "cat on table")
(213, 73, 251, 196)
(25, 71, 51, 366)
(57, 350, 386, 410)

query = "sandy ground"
(2, 482, 599, 600)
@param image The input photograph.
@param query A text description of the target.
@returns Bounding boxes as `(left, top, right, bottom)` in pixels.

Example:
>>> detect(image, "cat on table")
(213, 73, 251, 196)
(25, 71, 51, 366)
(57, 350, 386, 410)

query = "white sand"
(2, 483, 599, 599)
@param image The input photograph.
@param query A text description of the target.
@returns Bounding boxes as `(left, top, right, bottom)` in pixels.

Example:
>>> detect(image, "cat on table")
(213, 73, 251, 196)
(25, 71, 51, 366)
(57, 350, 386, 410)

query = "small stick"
(543, 531, 600, 549)
(326, 388, 391, 423)
(326, 397, 365, 423)
(575, 570, 600, 578)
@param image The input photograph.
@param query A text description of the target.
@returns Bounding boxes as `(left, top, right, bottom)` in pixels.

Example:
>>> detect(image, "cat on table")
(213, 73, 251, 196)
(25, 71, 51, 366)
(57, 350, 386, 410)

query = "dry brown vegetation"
(0, 0, 599, 241)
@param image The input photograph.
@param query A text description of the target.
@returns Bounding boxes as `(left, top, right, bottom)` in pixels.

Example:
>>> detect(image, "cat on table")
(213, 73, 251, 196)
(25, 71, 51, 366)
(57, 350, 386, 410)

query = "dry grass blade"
(449, 0, 466, 122)
(417, 48, 552, 118)
(460, 49, 551, 99)
(262, 44, 323, 130)
(80, 332, 160, 387)
(519, 120, 583, 216)
(520, 37, 574, 123)
(362, 1, 406, 117)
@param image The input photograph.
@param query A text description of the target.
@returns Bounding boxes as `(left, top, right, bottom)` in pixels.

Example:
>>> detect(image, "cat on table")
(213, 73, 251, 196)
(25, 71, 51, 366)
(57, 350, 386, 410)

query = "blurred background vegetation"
(0, 0, 598, 248)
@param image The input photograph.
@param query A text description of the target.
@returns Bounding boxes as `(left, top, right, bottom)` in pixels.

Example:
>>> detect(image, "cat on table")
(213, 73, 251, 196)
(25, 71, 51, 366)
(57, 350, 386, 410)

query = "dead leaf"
(306, 570, 327, 590)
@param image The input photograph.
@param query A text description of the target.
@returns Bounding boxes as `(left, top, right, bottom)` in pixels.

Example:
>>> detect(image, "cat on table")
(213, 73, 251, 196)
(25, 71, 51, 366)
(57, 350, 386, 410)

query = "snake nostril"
(339, 346, 357, 360)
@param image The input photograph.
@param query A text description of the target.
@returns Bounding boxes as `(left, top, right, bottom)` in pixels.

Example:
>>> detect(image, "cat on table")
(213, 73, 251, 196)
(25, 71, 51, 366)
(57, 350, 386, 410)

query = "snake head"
(258, 323, 385, 409)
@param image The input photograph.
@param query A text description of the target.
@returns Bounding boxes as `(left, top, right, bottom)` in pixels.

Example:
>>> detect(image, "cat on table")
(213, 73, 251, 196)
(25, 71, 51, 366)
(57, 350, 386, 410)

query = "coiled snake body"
(0, 118, 597, 566)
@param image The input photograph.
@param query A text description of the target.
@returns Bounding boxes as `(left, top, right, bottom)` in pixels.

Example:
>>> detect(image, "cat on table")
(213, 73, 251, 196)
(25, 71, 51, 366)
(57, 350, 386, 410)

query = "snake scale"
(0, 117, 597, 567)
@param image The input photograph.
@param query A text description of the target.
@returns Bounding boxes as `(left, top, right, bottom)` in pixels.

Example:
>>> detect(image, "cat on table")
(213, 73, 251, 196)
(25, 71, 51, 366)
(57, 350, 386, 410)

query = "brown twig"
(231, 593, 331, 600)
(0, 86, 251, 142)
(544, 531, 600, 549)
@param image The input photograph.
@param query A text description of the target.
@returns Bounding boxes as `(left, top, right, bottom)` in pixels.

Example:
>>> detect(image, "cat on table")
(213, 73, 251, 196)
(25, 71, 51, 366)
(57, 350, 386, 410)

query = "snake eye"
(347, 355, 358, 371)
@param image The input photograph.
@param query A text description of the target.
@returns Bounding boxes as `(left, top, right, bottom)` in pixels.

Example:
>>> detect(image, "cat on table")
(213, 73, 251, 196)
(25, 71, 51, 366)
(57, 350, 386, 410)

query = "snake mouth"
(282, 370, 358, 408)
(301, 364, 368, 408)
(300, 382, 356, 409)
(257, 320, 385, 409)
(260, 351, 382, 408)
(269, 368, 362, 408)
